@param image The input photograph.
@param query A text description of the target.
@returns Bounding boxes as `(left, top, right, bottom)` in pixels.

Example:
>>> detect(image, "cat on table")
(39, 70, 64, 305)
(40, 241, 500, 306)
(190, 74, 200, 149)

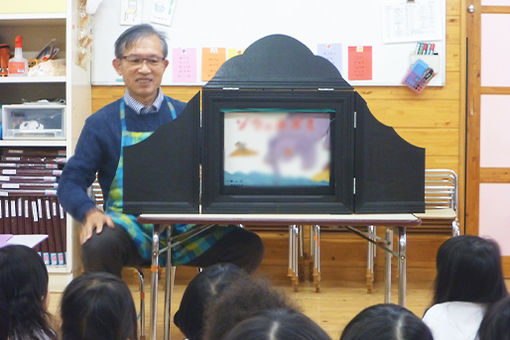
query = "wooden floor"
(49, 275, 436, 340)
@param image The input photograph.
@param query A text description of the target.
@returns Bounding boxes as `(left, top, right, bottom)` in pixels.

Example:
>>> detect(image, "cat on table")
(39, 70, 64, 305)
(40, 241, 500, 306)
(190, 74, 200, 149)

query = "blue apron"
(104, 99, 232, 264)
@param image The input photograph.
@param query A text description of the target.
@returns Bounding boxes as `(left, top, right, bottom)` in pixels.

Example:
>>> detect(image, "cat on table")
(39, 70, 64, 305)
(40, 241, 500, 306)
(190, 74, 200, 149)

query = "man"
(58, 24, 264, 277)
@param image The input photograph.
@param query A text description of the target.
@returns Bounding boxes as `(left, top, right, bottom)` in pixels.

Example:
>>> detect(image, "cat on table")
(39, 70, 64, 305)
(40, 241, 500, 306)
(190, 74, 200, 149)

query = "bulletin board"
(90, 0, 446, 87)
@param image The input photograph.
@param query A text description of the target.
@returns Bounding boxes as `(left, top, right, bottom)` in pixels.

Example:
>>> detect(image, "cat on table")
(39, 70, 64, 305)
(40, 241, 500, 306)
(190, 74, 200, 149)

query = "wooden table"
(138, 213, 421, 340)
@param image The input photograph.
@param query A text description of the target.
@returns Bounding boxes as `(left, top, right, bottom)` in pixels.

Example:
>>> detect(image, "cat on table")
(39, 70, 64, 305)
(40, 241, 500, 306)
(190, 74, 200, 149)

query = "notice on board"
(172, 48, 197, 83)
(382, 0, 443, 43)
(348, 46, 373, 81)
(317, 43, 343, 75)
(202, 47, 226, 82)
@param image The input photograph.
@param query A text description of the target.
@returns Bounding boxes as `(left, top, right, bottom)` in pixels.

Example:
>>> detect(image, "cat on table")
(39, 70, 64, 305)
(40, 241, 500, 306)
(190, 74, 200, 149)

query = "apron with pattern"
(104, 99, 232, 265)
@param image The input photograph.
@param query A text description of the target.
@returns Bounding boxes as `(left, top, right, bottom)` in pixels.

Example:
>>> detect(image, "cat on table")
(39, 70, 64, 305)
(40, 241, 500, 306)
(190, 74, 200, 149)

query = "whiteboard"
(90, 0, 446, 86)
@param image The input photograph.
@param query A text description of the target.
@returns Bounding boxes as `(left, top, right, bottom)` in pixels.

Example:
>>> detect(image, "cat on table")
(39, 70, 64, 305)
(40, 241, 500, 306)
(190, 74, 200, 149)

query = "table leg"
(398, 226, 407, 306)
(150, 225, 161, 340)
(287, 225, 294, 280)
(366, 225, 375, 293)
(384, 227, 393, 303)
(164, 225, 172, 340)
(312, 225, 321, 293)
(287, 225, 299, 290)
(292, 225, 299, 291)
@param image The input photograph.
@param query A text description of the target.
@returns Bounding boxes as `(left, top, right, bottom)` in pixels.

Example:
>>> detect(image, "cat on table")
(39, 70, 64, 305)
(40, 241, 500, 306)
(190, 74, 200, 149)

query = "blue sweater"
(57, 96, 187, 222)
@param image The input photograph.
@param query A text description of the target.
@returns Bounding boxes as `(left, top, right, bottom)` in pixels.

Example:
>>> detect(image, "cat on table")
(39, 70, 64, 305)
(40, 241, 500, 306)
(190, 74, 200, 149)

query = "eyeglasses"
(120, 55, 166, 67)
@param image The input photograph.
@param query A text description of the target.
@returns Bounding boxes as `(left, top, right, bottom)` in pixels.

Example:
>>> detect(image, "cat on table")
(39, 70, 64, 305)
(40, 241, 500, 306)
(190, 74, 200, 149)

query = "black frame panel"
(353, 93, 425, 213)
(123, 93, 201, 214)
(201, 89, 355, 214)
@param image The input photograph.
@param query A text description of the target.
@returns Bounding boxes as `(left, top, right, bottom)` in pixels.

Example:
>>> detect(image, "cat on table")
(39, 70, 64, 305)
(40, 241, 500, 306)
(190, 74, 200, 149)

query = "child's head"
(203, 275, 297, 340)
(478, 296, 510, 340)
(340, 304, 433, 340)
(0, 244, 54, 340)
(174, 263, 249, 340)
(223, 308, 332, 340)
(60, 272, 137, 340)
(433, 235, 507, 304)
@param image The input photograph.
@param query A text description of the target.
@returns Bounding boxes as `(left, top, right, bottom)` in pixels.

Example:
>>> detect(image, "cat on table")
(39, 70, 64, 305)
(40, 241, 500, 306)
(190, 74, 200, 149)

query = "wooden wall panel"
(368, 100, 459, 128)
(397, 128, 459, 155)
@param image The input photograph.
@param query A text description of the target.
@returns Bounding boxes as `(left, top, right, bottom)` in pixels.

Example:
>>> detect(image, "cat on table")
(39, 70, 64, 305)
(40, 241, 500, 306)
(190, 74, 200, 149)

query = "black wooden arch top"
(206, 34, 352, 90)
(124, 34, 424, 215)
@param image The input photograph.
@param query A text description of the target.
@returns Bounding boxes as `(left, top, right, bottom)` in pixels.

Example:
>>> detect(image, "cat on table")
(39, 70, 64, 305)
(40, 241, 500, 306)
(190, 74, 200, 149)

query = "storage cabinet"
(0, 0, 91, 291)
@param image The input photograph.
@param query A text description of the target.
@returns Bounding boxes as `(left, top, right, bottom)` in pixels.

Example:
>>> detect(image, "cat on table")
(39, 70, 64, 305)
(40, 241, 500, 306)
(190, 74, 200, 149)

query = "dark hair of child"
(203, 275, 298, 340)
(223, 308, 332, 340)
(433, 235, 507, 305)
(174, 263, 249, 340)
(60, 271, 137, 340)
(340, 303, 433, 340)
(0, 244, 56, 340)
(478, 296, 510, 340)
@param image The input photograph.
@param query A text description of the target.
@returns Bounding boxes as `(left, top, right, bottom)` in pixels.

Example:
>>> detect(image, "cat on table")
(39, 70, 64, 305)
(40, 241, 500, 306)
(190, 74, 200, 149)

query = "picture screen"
(223, 109, 333, 187)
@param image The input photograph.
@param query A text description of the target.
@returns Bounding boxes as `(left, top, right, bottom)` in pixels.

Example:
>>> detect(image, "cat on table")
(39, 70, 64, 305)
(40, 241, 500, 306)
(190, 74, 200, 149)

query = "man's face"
(112, 34, 169, 106)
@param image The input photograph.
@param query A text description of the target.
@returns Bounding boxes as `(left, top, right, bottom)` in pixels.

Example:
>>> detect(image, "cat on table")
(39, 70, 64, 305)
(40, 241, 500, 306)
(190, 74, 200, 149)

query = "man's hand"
(81, 208, 114, 244)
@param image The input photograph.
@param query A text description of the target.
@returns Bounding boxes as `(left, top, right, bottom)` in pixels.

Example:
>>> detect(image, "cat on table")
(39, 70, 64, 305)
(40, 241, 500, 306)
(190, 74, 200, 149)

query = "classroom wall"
(90, 0, 466, 279)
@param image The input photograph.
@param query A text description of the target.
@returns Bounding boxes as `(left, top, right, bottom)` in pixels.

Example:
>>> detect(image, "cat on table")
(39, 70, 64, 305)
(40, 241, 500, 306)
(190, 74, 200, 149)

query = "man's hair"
(60, 272, 138, 340)
(432, 235, 508, 304)
(114, 23, 168, 58)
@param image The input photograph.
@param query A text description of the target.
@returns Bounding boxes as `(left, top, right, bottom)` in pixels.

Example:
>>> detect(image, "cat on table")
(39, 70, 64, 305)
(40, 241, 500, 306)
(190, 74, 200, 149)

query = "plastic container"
(8, 36, 28, 76)
(2, 104, 65, 139)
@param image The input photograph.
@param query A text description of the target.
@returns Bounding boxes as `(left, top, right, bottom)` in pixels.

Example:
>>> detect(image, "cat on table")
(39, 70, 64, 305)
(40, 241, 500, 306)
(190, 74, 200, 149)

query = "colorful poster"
(150, 0, 177, 27)
(317, 43, 342, 74)
(348, 46, 373, 81)
(201, 47, 226, 82)
(223, 110, 331, 187)
(227, 48, 244, 60)
(172, 48, 197, 83)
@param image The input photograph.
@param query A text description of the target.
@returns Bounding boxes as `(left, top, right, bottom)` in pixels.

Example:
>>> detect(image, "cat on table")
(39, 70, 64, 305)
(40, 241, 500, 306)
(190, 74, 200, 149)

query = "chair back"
(424, 169, 458, 213)
(87, 178, 104, 210)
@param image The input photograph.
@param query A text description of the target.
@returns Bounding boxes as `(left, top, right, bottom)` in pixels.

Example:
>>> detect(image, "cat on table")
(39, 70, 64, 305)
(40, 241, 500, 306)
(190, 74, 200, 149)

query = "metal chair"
(414, 169, 460, 236)
(364, 168, 459, 292)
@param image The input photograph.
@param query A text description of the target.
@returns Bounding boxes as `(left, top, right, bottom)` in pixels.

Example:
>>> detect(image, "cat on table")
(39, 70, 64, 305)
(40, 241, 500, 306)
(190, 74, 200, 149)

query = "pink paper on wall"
(480, 95, 510, 167)
(481, 14, 510, 86)
(348, 46, 372, 81)
(172, 48, 197, 83)
(479, 183, 510, 256)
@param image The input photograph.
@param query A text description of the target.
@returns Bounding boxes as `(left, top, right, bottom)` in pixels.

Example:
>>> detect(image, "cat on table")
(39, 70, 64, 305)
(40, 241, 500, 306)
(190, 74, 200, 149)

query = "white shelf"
(0, 140, 67, 147)
(0, 0, 92, 292)
(48, 271, 73, 292)
(0, 13, 65, 23)
(47, 265, 72, 273)
(0, 76, 66, 84)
